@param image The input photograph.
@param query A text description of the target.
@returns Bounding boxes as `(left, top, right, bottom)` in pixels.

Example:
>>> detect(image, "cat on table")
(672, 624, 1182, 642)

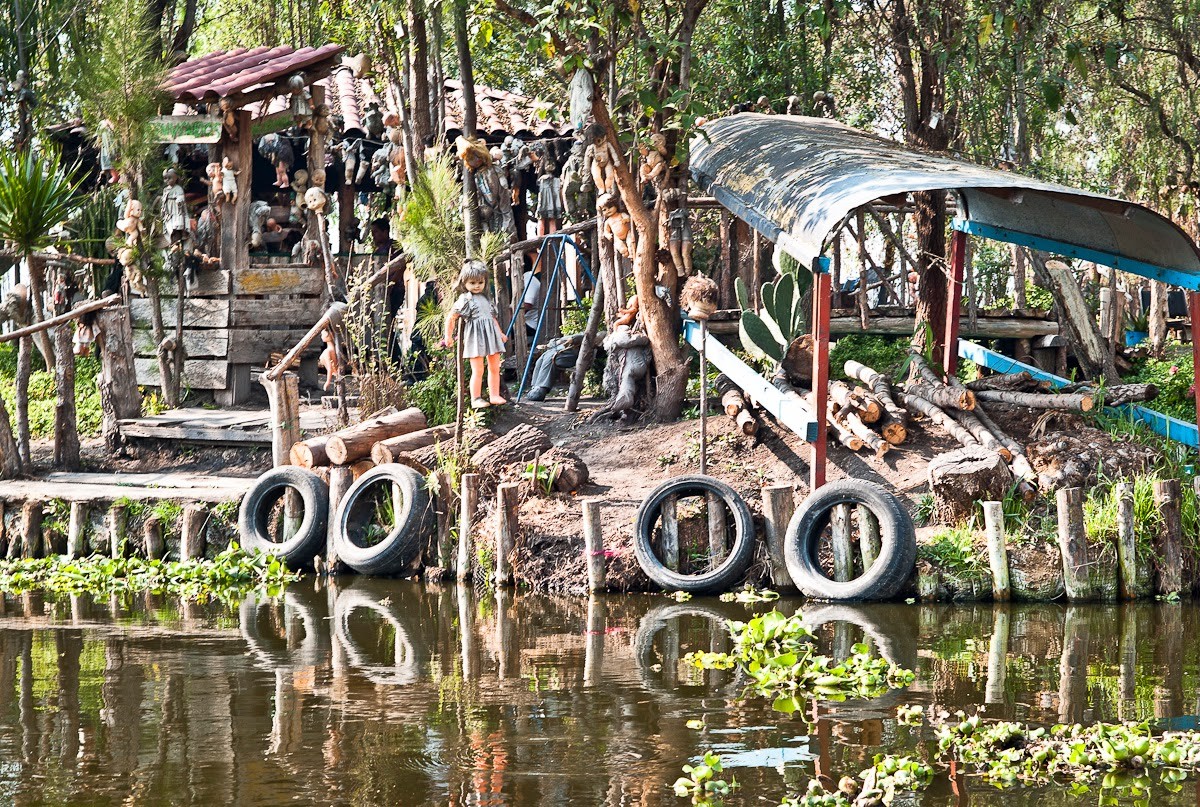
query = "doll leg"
(469, 356, 487, 405)
(486, 352, 507, 405)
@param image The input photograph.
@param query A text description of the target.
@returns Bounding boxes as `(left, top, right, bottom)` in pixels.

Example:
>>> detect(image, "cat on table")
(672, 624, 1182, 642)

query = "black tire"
(332, 584, 425, 685)
(238, 466, 329, 569)
(633, 475, 755, 593)
(334, 465, 433, 576)
(632, 601, 745, 695)
(239, 590, 328, 671)
(784, 479, 916, 601)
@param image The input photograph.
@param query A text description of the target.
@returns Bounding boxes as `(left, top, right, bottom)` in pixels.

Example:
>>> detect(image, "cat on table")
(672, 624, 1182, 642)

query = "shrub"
(829, 334, 908, 381)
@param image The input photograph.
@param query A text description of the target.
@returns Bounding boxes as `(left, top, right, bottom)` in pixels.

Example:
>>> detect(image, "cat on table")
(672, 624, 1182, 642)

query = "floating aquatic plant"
(778, 754, 933, 807)
(0, 543, 298, 604)
(672, 750, 738, 805)
(685, 609, 914, 714)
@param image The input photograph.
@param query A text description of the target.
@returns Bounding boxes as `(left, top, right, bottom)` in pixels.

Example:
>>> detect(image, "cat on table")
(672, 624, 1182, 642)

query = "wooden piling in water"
(660, 495, 679, 571)
(106, 504, 127, 560)
(982, 501, 1010, 602)
(1115, 482, 1140, 599)
(858, 505, 880, 571)
(181, 504, 207, 560)
(707, 493, 727, 565)
(762, 484, 796, 589)
(457, 473, 480, 582)
(1056, 487, 1091, 600)
(67, 502, 87, 559)
(985, 606, 1009, 704)
(434, 471, 454, 570)
(830, 504, 854, 582)
(326, 465, 352, 572)
(584, 595, 604, 686)
(20, 501, 42, 560)
(1153, 479, 1183, 596)
(494, 483, 519, 587)
(582, 499, 606, 592)
(142, 516, 165, 560)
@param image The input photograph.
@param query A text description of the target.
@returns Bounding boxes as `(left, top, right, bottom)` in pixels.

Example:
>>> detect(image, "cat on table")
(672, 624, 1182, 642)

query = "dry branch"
(844, 359, 907, 425)
(898, 391, 979, 448)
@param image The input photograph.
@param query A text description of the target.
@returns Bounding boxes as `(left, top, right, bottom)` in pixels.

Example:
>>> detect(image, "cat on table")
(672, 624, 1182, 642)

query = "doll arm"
(443, 310, 461, 346)
(493, 316, 508, 344)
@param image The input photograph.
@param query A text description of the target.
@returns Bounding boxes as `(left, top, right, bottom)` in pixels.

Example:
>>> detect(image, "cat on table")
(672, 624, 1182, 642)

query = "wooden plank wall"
(131, 258, 325, 393)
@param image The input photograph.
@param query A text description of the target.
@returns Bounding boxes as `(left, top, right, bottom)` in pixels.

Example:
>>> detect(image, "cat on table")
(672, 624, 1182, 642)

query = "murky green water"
(0, 581, 1198, 805)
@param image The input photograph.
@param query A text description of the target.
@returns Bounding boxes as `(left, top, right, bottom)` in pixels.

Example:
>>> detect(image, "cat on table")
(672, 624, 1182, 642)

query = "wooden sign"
(149, 115, 222, 144)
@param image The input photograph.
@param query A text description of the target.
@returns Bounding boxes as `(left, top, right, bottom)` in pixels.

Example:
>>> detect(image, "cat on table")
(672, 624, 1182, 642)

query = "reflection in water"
(0, 586, 1198, 805)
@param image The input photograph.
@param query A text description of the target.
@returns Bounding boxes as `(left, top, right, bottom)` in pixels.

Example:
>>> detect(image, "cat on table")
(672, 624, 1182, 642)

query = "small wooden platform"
(0, 471, 255, 503)
(118, 407, 339, 446)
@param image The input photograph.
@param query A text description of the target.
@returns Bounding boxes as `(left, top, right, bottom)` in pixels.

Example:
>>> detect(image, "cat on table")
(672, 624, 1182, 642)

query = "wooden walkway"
(118, 407, 339, 446)
(0, 471, 255, 503)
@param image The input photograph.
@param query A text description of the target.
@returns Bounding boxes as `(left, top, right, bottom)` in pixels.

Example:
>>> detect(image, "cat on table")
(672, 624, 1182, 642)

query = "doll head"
(163, 167, 179, 185)
(597, 193, 619, 217)
(206, 162, 220, 180)
(222, 156, 234, 170)
(456, 259, 489, 294)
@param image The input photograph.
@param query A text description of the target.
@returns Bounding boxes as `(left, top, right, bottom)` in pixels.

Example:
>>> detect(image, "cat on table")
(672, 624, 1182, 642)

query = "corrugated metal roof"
(166, 44, 345, 105)
(444, 79, 570, 139)
(691, 114, 1200, 287)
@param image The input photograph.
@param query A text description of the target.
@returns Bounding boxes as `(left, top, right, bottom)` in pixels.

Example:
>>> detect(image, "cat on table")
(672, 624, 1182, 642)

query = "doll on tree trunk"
(443, 260, 509, 409)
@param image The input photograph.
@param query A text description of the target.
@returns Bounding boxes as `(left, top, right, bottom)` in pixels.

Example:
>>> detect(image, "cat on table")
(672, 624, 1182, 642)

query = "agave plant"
(0, 148, 83, 258)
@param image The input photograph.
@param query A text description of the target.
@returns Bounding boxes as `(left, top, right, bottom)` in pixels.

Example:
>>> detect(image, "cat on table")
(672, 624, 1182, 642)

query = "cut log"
(1072, 383, 1157, 407)
(325, 406, 428, 465)
(834, 407, 889, 457)
(949, 409, 1013, 461)
(830, 418, 864, 451)
(735, 407, 759, 436)
(974, 389, 1094, 412)
(905, 379, 975, 412)
(897, 391, 979, 448)
(970, 405, 1037, 486)
(877, 409, 907, 445)
(290, 436, 331, 468)
(350, 460, 374, 479)
(967, 371, 1042, 392)
(909, 351, 977, 410)
(471, 424, 553, 478)
(715, 374, 745, 417)
(781, 335, 813, 383)
(844, 359, 908, 426)
(371, 425, 457, 464)
(928, 446, 1013, 524)
(849, 388, 883, 423)
(539, 446, 590, 492)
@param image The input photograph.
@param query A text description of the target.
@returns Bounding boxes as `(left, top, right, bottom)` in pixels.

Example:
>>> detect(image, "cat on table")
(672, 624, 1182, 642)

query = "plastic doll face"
(464, 277, 486, 294)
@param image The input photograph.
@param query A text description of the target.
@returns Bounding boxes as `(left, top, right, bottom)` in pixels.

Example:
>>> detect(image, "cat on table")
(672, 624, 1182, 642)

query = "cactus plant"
(738, 272, 810, 363)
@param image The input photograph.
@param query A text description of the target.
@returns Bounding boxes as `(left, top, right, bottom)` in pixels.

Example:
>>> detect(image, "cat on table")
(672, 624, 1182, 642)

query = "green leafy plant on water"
(718, 584, 779, 604)
(778, 754, 933, 806)
(686, 609, 914, 715)
(0, 543, 298, 604)
(671, 750, 738, 803)
(42, 498, 70, 538)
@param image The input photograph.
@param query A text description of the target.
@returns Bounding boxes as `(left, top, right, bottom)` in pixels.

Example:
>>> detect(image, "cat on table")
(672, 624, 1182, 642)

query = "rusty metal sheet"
(690, 114, 1200, 284)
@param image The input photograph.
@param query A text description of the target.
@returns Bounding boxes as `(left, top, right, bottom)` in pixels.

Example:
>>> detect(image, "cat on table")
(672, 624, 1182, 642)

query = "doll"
(258, 133, 293, 188)
(663, 187, 694, 276)
(205, 162, 224, 206)
(318, 328, 339, 390)
(443, 259, 508, 409)
(117, 199, 145, 247)
(639, 132, 668, 186)
(598, 193, 633, 259)
(221, 157, 240, 203)
(161, 168, 188, 243)
(219, 98, 238, 141)
(290, 169, 309, 220)
(535, 162, 563, 235)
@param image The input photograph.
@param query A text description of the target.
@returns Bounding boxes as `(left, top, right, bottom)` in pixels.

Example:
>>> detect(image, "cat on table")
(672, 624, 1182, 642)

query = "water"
(0, 581, 1198, 806)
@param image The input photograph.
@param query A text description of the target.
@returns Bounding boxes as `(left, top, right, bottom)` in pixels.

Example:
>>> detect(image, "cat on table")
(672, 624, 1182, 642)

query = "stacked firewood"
(715, 374, 763, 437)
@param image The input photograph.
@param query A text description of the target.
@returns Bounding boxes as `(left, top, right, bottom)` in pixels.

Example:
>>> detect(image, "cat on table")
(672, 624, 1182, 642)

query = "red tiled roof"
(444, 79, 570, 139)
(166, 44, 345, 105)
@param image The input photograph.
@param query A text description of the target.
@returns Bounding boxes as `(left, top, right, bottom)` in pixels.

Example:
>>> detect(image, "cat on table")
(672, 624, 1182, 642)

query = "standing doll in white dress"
(444, 260, 509, 409)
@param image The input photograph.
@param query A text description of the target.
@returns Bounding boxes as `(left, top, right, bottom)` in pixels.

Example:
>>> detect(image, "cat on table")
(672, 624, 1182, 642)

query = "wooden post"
(261, 372, 301, 468)
(565, 279, 605, 412)
(1056, 487, 1091, 600)
(944, 229, 967, 377)
(217, 108, 254, 404)
(435, 471, 454, 570)
(143, 516, 165, 560)
(1118, 604, 1136, 715)
(830, 504, 854, 582)
(181, 504, 206, 561)
(985, 606, 1009, 704)
(20, 501, 42, 560)
(1153, 479, 1183, 596)
(1116, 482, 1139, 599)
(707, 493, 728, 566)
(1058, 607, 1090, 723)
(660, 495, 679, 571)
(762, 484, 796, 589)
(95, 306, 141, 451)
(494, 483, 519, 587)
(1191, 292, 1200, 428)
(858, 505, 880, 572)
(582, 498, 606, 592)
(67, 502, 87, 559)
(326, 465, 352, 572)
(509, 252, 528, 374)
(809, 260, 832, 490)
(583, 594, 604, 685)
(456, 473, 479, 581)
(107, 503, 127, 559)
(982, 501, 1010, 602)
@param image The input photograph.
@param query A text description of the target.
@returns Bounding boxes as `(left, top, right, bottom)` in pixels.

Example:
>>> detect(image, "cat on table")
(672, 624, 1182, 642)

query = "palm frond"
(0, 149, 84, 256)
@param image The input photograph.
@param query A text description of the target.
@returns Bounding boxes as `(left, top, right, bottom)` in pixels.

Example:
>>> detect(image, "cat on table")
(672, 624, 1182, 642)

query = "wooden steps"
(118, 406, 339, 446)
(0, 471, 255, 504)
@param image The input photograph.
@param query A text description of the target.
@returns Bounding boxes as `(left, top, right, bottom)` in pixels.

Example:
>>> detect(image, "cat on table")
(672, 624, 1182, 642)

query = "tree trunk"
(15, 337, 30, 467)
(1031, 252, 1117, 381)
(144, 276, 178, 408)
(452, 0, 480, 256)
(911, 190, 948, 357)
(325, 406, 428, 465)
(409, 0, 433, 154)
(53, 312, 80, 470)
(25, 256, 55, 368)
(0, 395, 22, 479)
(1149, 279, 1168, 355)
(95, 307, 141, 452)
(470, 423, 552, 478)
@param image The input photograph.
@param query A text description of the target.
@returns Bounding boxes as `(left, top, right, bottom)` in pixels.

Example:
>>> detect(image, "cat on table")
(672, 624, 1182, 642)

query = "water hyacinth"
(685, 609, 914, 714)
(0, 543, 298, 603)
(778, 755, 934, 807)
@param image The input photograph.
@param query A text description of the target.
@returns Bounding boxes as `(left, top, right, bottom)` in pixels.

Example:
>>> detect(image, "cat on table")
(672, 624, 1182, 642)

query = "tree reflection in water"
(0, 585, 1196, 805)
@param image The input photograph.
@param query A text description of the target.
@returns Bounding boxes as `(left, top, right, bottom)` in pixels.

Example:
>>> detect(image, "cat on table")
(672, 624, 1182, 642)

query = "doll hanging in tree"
(443, 259, 509, 409)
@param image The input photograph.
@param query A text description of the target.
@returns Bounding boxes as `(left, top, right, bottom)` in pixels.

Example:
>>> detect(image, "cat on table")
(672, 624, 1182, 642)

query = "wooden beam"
(0, 294, 119, 344)
(810, 260, 832, 490)
(944, 229, 966, 376)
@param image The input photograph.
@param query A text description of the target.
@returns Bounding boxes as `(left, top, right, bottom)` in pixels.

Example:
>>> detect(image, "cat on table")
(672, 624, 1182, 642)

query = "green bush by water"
(0, 343, 102, 438)
(1125, 343, 1195, 422)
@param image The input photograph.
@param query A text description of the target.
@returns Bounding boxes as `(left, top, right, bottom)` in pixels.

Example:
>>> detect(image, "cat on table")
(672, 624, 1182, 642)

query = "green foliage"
(43, 498, 70, 536)
(0, 344, 101, 438)
(0, 544, 299, 604)
(1126, 344, 1194, 422)
(989, 280, 1055, 312)
(0, 149, 83, 256)
(686, 609, 914, 715)
(522, 459, 557, 495)
(406, 351, 459, 427)
(737, 273, 810, 363)
(919, 524, 990, 589)
(671, 751, 738, 801)
(150, 500, 183, 532)
(398, 155, 466, 293)
(561, 293, 593, 336)
(829, 335, 908, 382)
